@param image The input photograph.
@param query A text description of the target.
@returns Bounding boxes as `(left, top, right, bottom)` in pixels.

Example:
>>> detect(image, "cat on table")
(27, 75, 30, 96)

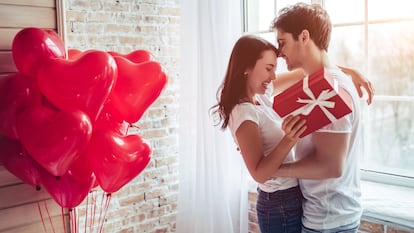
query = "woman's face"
(246, 50, 277, 96)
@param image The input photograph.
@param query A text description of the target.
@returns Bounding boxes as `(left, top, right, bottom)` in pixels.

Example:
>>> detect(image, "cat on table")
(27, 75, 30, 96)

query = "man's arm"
(272, 68, 306, 95)
(274, 132, 351, 179)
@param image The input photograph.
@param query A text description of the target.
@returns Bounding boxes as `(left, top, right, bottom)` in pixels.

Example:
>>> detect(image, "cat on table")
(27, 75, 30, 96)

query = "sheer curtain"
(176, 1, 250, 233)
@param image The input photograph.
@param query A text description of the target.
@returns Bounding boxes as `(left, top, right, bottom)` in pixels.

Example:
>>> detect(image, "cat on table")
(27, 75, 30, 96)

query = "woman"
(210, 34, 373, 233)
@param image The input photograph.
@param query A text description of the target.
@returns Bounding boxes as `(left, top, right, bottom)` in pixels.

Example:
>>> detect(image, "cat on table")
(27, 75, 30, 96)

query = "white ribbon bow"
(289, 76, 338, 123)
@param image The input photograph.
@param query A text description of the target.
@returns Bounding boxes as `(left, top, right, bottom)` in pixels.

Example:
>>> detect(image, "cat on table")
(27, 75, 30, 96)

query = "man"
(271, 3, 363, 233)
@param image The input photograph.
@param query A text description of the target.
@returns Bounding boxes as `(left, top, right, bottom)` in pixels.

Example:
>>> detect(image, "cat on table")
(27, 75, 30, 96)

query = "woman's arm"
(236, 115, 306, 183)
(338, 66, 374, 105)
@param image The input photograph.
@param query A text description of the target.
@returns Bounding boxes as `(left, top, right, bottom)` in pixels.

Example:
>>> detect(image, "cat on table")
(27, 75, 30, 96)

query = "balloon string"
(84, 193, 89, 233)
(129, 124, 140, 131)
(98, 193, 112, 233)
(69, 209, 73, 233)
(44, 200, 56, 233)
(70, 208, 79, 233)
(96, 191, 106, 233)
(61, 207, 67, 233)
(56, 176, 63, 233)
(75, 208, 80, 233)
(37, 201, 48, 233)
(90, 190, 97, 233)
(69, 208, 73, 233)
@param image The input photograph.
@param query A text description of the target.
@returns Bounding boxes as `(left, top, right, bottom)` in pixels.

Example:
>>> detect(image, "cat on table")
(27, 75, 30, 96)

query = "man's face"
(276, 29, 303, 71)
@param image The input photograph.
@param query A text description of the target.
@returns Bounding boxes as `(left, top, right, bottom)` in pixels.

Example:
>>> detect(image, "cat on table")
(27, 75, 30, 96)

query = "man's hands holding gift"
(281, 115, 307, 141)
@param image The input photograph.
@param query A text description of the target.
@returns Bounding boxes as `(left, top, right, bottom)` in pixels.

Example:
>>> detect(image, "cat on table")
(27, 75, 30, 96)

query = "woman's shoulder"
(231, 102, 257, 116)
(229, 103, 259, 130)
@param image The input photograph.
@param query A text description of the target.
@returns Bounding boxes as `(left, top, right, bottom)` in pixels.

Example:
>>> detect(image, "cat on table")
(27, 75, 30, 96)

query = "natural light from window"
(243, 0, 414, 187)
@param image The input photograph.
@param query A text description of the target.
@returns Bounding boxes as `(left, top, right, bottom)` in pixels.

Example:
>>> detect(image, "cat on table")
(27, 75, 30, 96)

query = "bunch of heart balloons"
(0, 27, 168, 209)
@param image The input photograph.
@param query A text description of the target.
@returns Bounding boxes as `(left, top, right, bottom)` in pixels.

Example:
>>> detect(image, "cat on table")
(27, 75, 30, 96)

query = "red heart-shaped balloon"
(37, 50, 118, 122)
(16, 105, 93, 176)
(67, 48, 82, 60)
(87, 130, 151, 193)
(40, 156, 96, 208)
(0, 73, 41, 139)
(0, 136, 42, 189)
(106, 58, 167, 123)
(12, 27, 66, 78)
(94, 109, 130, 135)
(108, 50, 152, 64)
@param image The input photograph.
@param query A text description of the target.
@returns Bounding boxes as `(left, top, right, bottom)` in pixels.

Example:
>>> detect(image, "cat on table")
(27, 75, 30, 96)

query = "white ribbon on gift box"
(289, 76, 339, 123)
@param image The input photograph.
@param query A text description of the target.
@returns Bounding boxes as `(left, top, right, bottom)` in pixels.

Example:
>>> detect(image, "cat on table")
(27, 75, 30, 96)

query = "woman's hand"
(339, 66, 374, 105)
(281, 115, 307, 140)
(348, 69, 374, 105)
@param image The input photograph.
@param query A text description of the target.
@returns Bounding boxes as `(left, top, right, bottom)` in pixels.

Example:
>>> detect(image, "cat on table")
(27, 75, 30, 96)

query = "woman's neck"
(240, 96, 258, 105)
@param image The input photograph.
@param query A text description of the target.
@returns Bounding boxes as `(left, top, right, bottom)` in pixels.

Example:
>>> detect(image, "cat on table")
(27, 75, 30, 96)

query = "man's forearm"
(274, 153, 343, 179)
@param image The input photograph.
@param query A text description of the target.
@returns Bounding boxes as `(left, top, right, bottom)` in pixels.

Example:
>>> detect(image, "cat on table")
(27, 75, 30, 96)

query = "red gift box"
(273, 68, 353, 138)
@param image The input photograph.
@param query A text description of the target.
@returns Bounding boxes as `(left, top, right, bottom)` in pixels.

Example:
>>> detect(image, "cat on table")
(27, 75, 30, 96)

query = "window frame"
(241, 0, 414, 188)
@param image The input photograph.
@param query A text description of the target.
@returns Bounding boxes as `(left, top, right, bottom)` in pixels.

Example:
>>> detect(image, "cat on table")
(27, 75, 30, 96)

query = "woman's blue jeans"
(256, 185, 303, 233)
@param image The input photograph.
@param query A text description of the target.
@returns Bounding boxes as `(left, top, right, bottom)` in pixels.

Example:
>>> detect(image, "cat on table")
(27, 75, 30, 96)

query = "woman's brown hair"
(210, 35, 278, 129)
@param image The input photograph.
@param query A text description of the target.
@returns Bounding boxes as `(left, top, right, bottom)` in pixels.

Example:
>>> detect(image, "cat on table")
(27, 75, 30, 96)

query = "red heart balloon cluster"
(0, 27, 168, 208)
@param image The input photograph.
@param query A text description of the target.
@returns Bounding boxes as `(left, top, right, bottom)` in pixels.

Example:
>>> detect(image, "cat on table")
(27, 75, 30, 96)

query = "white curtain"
(176, 1, 250, 233)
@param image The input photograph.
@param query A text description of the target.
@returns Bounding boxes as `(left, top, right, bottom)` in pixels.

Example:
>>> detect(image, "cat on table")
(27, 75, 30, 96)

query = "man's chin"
(286, 64, 299, 71)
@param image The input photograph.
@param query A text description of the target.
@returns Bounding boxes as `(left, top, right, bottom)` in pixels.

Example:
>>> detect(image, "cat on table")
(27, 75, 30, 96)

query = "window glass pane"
(244, 0, 311, 33)
(245, 0, 414, 185)
(325, 0, 364, 24)
(368, 0, 414, 21)
(329, 25, 365, 72)
(362, 99, 414, 178)
(276, 0, 311, 13)
(256, 31, 277, 46)
(245, 0, 275, 32)
(368, 21, 414, 96)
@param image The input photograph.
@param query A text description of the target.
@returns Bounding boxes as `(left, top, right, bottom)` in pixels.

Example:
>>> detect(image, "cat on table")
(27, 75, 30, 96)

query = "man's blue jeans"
(301, 220, 360, 233)
(256, 185, 303, 233)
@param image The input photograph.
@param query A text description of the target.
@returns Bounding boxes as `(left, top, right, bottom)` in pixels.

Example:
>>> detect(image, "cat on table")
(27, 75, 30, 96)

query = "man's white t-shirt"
(296, 67, 363, 229)
(228, 85, 298, 193)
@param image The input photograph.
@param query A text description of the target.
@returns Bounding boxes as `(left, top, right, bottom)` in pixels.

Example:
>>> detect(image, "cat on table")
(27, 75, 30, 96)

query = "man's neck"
(302, 49, 331, 75)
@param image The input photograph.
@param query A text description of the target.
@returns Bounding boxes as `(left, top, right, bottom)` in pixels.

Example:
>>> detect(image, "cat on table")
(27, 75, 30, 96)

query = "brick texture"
(359, 220, 385, 233)
(63, 1, 414, 232)
(64, 0, 180, 232)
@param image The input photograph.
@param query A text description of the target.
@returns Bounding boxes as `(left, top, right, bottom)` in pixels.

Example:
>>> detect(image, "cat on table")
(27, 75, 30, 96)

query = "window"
(243, 0, 414, 187)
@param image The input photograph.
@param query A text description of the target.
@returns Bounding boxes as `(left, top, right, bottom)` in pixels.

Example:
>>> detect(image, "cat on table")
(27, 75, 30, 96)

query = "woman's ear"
(244, 68, 252, 77)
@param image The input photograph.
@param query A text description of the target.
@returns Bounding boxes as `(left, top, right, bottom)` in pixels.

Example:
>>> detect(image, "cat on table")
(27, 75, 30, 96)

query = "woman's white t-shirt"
(228, 85, 298, 193)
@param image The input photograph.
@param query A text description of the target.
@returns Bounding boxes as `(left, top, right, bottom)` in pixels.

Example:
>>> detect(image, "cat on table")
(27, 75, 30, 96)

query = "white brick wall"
(64, 1, 180, 232)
